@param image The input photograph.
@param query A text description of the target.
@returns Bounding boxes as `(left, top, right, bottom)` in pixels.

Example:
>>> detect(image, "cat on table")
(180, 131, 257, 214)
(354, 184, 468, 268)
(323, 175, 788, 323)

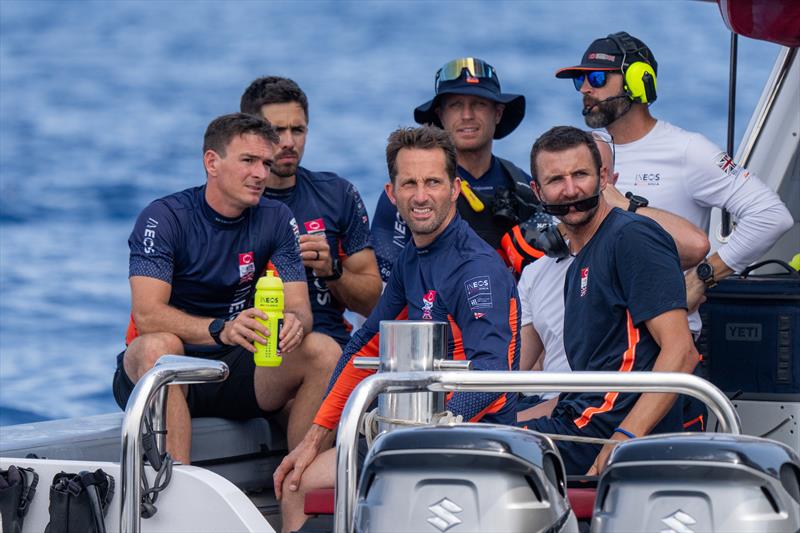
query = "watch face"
(630, 194, 648, 205)
(697, 262, 713, 280)
(209, 318, 224, 335)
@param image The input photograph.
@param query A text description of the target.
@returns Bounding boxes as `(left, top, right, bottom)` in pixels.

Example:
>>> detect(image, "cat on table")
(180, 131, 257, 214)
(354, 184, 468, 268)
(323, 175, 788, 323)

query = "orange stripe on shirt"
(506, 297, 518, 370)
(313, 306, 409, 430)
(574, 310, 639, 429)
(445, 316, 464, 404)
(469, 395, 508, 422)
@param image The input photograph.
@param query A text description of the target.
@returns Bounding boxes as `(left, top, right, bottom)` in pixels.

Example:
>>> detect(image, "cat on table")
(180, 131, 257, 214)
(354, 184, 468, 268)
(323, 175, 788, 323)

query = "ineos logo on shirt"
(313, 278, 331, 306)
(634, 173, 661, 186)
(143, 217, 159, 254)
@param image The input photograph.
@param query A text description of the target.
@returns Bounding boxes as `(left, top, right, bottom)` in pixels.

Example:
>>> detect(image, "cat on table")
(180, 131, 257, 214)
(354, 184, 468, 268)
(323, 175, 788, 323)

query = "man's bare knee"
(124, 333, 184, 381)
(301, 333, 341, 373)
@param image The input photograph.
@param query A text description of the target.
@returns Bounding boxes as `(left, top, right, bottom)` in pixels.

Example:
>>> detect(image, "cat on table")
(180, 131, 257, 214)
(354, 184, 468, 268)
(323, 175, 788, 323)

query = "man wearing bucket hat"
(556, 31, 792, 333)
(371, 57, 545, 280)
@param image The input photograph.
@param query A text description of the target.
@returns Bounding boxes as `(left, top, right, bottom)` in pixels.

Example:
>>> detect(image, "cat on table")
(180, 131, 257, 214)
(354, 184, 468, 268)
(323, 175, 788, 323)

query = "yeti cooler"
(698, 261, 800, 398)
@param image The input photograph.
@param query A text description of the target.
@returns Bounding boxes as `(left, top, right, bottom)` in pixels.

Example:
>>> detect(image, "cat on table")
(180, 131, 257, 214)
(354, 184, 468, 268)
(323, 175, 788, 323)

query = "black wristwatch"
(696, 261, 718, 289)
(625, 191, 649, 212)
(208, 318, 227, 346)
(319, 257, 343, 282)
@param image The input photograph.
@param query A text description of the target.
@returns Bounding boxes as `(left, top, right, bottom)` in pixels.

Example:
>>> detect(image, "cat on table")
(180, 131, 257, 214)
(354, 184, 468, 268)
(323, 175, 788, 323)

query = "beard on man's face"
(582, 92, 632, 129)
(270, 149, 300, 178)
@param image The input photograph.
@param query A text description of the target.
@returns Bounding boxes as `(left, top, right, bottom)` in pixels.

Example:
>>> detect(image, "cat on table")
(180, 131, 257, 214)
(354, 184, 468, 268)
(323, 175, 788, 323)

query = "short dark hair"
(385, 126, 457, 183)
(530, 126, 602, 183)
(202, 113, 279, 157)
(240, 76, 309, 121)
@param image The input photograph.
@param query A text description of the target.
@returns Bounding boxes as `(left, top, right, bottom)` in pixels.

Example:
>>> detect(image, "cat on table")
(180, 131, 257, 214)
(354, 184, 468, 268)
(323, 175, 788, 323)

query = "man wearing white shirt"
(556, 31, 793, 327)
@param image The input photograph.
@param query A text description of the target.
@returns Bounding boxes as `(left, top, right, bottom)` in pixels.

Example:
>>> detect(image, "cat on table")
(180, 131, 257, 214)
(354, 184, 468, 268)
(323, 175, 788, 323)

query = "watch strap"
(209, 318, 227, 346)
(625, 191, 648, 213)
(319, 257, 343, 281)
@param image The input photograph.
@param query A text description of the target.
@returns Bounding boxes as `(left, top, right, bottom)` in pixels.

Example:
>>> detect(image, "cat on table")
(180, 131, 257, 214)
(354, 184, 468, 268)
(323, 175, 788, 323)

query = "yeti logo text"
(143, 218, 159, 254)
(660, 510, 696, 533)
(427, 498, 462, 532)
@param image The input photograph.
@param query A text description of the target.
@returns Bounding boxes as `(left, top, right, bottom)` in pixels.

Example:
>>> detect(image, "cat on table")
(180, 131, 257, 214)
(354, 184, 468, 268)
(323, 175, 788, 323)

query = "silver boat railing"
(333, 370, 741, 533)
(119, 355, 229, 533)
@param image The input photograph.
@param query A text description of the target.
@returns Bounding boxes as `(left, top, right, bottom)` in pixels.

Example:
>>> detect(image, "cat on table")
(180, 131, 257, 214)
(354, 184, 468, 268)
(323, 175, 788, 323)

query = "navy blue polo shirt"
(127, 185, 305, 353)
(265, 167, 372, 346)
(559, 208, 687, 435)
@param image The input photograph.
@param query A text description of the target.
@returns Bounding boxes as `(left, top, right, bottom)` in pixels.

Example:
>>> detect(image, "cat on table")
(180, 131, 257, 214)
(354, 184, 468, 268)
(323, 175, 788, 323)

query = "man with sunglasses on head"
(371, 57, 543, 281)
(556, 31, 792, 328)
(518, 125, 700, 475)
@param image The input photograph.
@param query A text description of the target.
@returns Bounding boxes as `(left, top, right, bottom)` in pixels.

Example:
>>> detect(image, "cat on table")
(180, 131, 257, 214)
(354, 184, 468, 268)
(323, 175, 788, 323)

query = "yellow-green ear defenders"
(607, 31, 657, 104)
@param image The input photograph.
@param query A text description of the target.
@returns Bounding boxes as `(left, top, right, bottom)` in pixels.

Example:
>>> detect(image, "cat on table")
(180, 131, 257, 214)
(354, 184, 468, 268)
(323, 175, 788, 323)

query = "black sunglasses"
(541, 194, 600, 216)
(573, 71, 609, 91)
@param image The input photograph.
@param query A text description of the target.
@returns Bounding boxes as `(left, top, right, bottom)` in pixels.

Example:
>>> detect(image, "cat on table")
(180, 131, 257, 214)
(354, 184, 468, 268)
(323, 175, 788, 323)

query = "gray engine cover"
(354, 424, 578, 533)
(592, 433, 800, 532)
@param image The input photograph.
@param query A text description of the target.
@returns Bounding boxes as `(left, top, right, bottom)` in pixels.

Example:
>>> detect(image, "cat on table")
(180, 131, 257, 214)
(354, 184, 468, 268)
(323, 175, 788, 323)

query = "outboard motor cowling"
(593, 433, 800, 532)
(354, 424, 578, 533)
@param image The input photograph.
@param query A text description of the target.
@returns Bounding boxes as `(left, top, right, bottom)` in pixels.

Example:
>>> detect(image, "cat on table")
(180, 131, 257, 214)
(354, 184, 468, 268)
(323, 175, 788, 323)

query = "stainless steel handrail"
(120, 355, 229, 533)
(334, 370, 740, 533)
(735, 46, 795, 172)
(352, 356, 472, 371)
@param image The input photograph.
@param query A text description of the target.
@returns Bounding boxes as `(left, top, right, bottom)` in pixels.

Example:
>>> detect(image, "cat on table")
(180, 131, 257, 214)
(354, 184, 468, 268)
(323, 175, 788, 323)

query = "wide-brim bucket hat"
(414, 60, 525, 139)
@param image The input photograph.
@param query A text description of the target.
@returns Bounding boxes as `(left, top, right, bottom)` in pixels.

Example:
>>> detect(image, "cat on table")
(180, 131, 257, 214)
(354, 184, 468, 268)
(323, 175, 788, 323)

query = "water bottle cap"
(256, 270, 283, 290)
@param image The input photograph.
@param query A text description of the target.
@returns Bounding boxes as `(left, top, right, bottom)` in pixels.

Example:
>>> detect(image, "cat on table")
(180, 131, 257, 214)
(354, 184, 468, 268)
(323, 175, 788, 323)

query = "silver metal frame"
(735, 46, 796, 172)
(333, 370, 741, 533)
(119, 355, 229, 533)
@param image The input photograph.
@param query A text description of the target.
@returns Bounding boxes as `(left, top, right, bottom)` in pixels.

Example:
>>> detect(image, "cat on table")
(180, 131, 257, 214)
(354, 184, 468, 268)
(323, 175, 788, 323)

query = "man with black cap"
(556, 32, 792, 333)
(371, 57, 542, 280)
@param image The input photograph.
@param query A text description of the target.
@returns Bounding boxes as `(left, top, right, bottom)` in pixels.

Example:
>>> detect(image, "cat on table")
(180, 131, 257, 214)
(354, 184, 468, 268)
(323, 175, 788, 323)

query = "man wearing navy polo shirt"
(113, 114, 334, 464)
(240, 77, 382, 373)
(520, 126, 698, 474)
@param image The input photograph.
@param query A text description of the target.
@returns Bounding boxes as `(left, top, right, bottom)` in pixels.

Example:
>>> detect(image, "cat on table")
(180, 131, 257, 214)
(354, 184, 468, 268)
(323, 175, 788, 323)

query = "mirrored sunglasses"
(435, 57, 497, 92)
(572, 71, 608, 91)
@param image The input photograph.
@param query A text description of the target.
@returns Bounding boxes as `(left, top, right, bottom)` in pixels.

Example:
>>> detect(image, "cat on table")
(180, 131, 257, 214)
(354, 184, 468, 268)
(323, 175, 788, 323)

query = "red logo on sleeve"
(239, 252, 255, 282)
(580, 267, 589, 297)
(304, 218, 327, 235)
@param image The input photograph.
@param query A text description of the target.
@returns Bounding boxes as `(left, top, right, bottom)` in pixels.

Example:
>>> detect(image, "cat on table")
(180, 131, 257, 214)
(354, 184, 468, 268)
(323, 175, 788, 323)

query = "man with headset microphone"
(556, 32, 792, 333)
(371, 57, 547, 281)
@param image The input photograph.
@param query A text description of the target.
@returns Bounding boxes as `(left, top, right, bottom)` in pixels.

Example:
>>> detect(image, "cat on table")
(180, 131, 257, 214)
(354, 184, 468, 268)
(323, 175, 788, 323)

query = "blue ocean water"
(0, 1, 778, 425)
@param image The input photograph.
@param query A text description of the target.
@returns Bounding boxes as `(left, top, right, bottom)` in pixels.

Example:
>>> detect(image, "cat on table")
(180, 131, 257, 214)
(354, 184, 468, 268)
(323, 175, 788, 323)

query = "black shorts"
(112, 345, 275, 419)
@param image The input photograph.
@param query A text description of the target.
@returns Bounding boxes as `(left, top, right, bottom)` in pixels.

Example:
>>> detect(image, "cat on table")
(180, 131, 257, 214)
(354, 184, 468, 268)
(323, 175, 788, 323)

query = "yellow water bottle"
(254, 270, 284, 366)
